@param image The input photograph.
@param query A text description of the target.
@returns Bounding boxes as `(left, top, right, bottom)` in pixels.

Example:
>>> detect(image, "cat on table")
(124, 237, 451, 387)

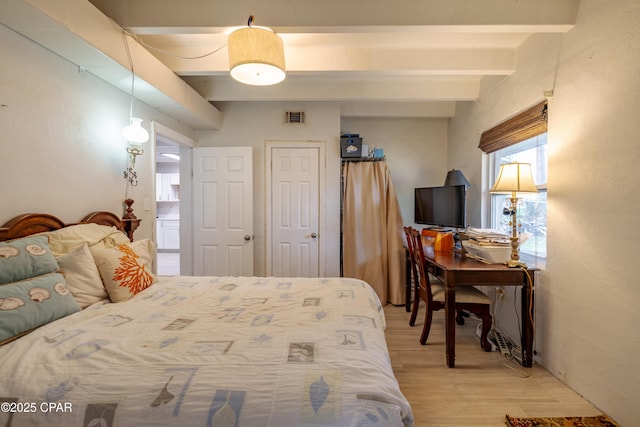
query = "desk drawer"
(449, 269, 528, 286)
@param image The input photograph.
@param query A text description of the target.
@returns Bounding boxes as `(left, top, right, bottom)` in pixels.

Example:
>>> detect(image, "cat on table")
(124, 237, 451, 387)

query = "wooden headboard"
(0, 201, 140, 242)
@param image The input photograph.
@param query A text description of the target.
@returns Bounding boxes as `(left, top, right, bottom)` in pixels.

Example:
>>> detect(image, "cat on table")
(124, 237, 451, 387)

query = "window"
(490, 134, 547, 259)
(478, 100, 548, 262)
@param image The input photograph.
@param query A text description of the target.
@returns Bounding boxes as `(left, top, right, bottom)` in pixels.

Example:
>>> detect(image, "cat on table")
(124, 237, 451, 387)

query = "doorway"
(155, 135, 181, 275)
(152, 122, 195, 276)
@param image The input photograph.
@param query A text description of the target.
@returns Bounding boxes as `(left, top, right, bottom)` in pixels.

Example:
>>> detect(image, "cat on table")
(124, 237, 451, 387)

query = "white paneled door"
(268, 144, 323, 277)
(192, 147, 253, 276)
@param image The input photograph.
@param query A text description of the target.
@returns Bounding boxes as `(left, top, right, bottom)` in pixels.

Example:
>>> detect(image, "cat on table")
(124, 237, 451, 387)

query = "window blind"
(478, 100, 548, 154)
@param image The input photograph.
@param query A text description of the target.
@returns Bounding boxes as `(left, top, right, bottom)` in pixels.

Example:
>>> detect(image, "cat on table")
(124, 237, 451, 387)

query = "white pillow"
(56, 242, 108, 309)
(41, 223, 130, 257)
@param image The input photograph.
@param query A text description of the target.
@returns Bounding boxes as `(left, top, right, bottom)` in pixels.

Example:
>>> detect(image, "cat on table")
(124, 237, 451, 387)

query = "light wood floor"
(383, 303, 602, 426)
(157, 251, 180, 276)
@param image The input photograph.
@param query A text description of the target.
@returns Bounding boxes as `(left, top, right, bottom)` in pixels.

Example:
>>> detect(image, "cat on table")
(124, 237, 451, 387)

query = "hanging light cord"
(121, 26, 226, 60)
(122, 31, 135, 122)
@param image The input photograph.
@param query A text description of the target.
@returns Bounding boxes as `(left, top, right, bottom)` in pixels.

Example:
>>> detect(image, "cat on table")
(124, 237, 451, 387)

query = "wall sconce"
(490, 162, 538, 266)
(124, 144, 143, 186)
(228, 16, 286, 86)
(122, 117, 149, 144)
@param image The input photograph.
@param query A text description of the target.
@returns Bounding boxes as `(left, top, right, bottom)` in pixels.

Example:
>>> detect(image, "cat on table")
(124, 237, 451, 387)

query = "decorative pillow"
(0, 236, 59, 285)
(90, 243, 157, 303)
(130, 239, 156, 271)
(0, 272, 81, 345)
(57, 242, 109, 309)
(40, 223, 130, 257)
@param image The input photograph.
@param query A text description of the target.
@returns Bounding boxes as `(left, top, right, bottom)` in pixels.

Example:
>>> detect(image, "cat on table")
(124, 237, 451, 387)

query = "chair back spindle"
(410, 228, 434, 303)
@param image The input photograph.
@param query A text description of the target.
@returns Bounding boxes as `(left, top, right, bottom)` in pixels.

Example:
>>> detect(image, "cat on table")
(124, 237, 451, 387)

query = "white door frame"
(265, 140, 326, 277)
(150, 121, 196, 275)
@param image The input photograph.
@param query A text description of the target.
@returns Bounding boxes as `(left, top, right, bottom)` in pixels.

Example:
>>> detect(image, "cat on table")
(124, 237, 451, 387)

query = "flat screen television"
(414, 184, 466, 228)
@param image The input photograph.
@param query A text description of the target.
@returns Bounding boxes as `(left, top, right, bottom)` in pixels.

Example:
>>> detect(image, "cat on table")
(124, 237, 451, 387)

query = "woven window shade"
(478, 100, 548, 153)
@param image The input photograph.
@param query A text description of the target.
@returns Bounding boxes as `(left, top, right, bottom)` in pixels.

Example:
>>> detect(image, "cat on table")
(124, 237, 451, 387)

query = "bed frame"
(0, 200, 139, 242)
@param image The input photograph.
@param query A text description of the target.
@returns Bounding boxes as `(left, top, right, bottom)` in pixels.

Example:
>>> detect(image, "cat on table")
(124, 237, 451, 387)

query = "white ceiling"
(155, 135, 181, 163)
(1, 0, 577, 130)
(87, 0, 576, 119)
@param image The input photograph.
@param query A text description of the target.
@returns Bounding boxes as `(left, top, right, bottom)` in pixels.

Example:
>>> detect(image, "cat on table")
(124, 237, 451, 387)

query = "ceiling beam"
(341, 101, 456, 119)
(185, 76, 480, 102)
(88, 0, 578, 33)
(154, 45, 516, 77)
(0, 0, 222, 130)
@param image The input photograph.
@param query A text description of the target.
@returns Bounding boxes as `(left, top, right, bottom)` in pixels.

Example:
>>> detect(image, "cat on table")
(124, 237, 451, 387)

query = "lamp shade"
(490, 162, 538, 194)
(228, 27, 285, 86)
(122, 117, 149, 144)
(444, 169, 471, 188)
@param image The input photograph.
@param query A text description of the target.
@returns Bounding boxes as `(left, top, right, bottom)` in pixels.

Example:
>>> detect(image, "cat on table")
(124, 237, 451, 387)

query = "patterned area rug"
(505, 414, 620, 427)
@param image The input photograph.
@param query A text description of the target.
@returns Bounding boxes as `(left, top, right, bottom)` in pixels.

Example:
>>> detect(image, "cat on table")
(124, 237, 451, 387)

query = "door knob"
(244, 234, 252, 241)
(310, 232, 318, 238)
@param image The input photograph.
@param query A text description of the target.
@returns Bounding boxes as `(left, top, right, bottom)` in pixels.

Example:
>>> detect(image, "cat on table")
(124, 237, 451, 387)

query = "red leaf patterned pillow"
(90, 243, 156, 302)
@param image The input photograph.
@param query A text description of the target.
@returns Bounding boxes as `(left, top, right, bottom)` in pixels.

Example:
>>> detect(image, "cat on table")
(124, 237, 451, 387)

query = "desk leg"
(445, 277, 456, 368)
(521, 273, 535, 368)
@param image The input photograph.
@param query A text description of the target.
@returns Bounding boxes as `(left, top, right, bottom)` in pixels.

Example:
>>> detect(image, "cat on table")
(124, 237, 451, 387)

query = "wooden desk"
(422, 246, 536, 368)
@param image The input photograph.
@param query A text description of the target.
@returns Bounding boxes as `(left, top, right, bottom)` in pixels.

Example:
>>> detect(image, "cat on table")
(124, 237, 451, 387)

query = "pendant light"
(122, 33, 149, 144)
(228, 16, 286, 86)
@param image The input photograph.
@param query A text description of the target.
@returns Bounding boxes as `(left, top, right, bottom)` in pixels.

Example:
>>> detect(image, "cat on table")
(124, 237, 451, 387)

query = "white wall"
(447, 1, 640, 424)
(196, 110, 449, 277)
(196, 101, 341, 277)
(0, 24, 193, 240)
(341, 117, 449, 227)
(5, 2, 639, 421)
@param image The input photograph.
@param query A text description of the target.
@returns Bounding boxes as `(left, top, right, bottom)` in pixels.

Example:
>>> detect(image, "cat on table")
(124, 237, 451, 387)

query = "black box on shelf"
(340, 135, 362, 158)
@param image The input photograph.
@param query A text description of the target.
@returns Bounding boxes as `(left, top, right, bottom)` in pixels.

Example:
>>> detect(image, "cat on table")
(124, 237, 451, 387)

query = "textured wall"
(341, 117, 449, 227)
(448, 1, 640, 424)
(0, 24, 189, 240)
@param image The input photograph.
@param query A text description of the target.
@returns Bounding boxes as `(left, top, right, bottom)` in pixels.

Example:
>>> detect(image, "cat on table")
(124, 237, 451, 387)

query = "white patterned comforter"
(0, 276, 413, 426)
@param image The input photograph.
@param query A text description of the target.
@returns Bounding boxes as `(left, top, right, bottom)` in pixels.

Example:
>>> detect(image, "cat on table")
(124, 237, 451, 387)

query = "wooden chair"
(405, 226, 493, 350)
(404, 226, 422, 326)
(404, 226, 453, 326)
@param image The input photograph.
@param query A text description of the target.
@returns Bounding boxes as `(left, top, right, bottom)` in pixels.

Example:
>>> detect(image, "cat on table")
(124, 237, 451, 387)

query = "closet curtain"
(342, 161, 405, 305)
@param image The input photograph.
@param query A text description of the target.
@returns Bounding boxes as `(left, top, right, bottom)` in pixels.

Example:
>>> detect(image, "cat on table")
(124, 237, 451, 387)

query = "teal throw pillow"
(0, 236, 59, 285)
(0, 272, 81, 344)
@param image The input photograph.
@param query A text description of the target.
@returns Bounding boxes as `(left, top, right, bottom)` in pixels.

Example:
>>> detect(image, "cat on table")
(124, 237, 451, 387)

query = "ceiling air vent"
(284, 111, 305, 125)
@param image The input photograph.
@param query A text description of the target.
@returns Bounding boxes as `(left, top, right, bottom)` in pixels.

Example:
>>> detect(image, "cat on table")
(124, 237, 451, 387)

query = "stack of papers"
(464, 228, 511, 246)
(461, 228, 515, 263)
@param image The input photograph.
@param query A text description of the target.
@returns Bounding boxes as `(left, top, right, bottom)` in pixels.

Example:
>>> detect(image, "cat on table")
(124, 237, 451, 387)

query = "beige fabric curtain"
(342, 161, 405, 305)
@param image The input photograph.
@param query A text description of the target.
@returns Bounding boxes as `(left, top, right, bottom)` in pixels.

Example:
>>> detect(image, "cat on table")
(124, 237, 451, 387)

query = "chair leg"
(420, 307, 434, 345)
(409, 281, 420, 326)
(480, 314, 493, 352)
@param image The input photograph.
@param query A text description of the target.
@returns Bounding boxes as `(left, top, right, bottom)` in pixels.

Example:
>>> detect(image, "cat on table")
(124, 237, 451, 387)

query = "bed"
(0, 210, 413, 427)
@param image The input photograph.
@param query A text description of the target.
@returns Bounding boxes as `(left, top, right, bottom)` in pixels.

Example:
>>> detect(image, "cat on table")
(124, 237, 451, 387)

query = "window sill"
(519, 253, 546, 270)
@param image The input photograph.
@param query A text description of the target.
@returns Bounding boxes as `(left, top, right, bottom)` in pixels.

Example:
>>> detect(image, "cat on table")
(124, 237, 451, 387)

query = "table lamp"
(490, 162, 538, 266)
(444, 169, 471, 188)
